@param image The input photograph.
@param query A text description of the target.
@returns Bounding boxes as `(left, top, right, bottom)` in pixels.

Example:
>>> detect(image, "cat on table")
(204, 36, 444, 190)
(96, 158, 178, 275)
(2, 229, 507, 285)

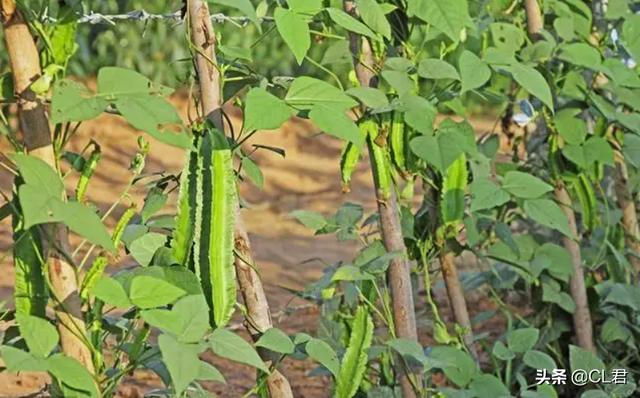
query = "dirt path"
(0, 90, 506, 397)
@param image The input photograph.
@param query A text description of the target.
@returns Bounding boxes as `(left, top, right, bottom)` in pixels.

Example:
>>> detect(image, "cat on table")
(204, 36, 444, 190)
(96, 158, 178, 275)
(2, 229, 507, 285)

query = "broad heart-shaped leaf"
(47, 353, 96, 393)
(11, 154, 63, 198)
(569, 345, 605, 373)
(523, 350, 556, 372)
(418, 59, 460, 80)
(603, 58, 640, 88)
(243, 88, 293, 132)
(285, 76, 357, 110)
(621, 14, 640, 61)
(158, 334, 201, 396)
(331, 265, 375, 281)
(407, 0, 468, 42)
(490, 23, 524, 53)
(309, 104, 363, 147)
(141, 309, 183, 336)
(208, 329, 269, 372)
(470, 177, 510, 212)
(256, 328, 295, 354)
(51, 79, 108, 124)
(502, 171, 553, 199)
(523, 199, 574, 238)
(554, 109, 587, 145)
(410, 119, 476, 173)
(129, 275, 186, 309)
(336, 307, 373, 398)
(306, 338, 340, 378)
(459, 50, 491, 93)
(326, 8, 375, 38)
(173, 294, 210, 343)
(346, 87, 389, 109)
(535, 243, 574, 281)
(557, 43, 602, 70)
(429, 346, 478, 387)
(0, 346, 48, 372)
(274, 7, 310, 65)
(623, 133, 640, 168)
(507, 328, 539, 353)
(91, 277, 132, 307)
(16, 314, 59, 358)
(398, 94, 436, 134)
(198, 361, 226, 384)
(504, 63, 554, 112)
(208, 0, 261, 31)
(381, 70, 414, 95)
(130, 232, 168, 267)
(385, 338, 429, 366)
(562, 137, 615, 169)
(354, 0, 391, 39)
(288, 210, 327, 231)
(287, 0, 322, 15)
(469, 375, 509, 397)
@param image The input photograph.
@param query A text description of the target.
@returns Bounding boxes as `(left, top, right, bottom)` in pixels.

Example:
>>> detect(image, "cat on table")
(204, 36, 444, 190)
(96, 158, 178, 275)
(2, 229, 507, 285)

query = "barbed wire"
(45, 9, 274, 26)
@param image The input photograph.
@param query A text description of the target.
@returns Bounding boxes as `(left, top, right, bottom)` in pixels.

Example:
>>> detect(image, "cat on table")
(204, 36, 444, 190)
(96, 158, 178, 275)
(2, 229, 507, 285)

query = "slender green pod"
(112, 204, 137, 248)
(80, 256, 108, 301)
(570, 173, 598, 232)
(441, 154, 468, 233)
(335, 306, 374, 398)
(193, 127, 237, 328)
(389, 112, 407, 176)
(171, 136, 200, 267)
(365, 119, 392, 200)
(12, 179, 46, 317)
(76, 145, 101, 202)
(340, 141, 360, 193)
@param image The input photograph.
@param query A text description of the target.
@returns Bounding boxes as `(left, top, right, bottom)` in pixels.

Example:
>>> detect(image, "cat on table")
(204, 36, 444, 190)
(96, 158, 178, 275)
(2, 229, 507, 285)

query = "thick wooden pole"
(1, 0, 94, 372)
(345, 2, 420, 397)
(187, 2, 293, 397)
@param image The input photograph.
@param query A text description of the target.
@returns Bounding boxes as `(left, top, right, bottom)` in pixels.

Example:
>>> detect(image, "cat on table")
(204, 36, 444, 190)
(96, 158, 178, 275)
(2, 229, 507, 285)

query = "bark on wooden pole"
(1, 0, 95, 372)
(345, 2, 420, 397)
(187, 2, 294, 397)
(614, 161, 640, 275)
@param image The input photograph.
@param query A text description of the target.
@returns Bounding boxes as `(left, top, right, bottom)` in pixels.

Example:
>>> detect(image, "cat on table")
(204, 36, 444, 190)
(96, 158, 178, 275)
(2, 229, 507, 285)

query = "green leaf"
(523, 350, 557, 372)
(51, 79, 107, 124)
(429, 346, 478, 387)
(386, 338, 429, 366)
(130, 232, 168, 267)
(381, 71, 414, 95)
(198, 361, 226, 384)
(346, 87, 389, 109)
(557, 43, 602, 70)
(49, 7, 78, 64)
(398, 94, 436, 134)
(504, 63, 554, 111)
(285, 76, 357, 110)
(554, 17, 575, 41)
(209, 329, 269, 372)
(129, 276, 186, 309)
(310, 103, 363, 146)
(336, 307, 374, 398)
(623, 133, 640, 168)
(470, 177, 510, 212)
(459, 51, 491, 93)
(492, 341, 515, 361)
(410, 119, 476, 173)
(332, 265, 375, 281)
(507, 328, 539, 353)
(173, 295, 210, 343)
(208, 0, 261, 31)
(275, 7, 310, 65)
(490, 23, 524, 53)
(524, 199, 574, 238)
(605, 0, 631, 19)
(603, 59, 640, 88)
(287, 0, 323, 16)
(17, 314, 59, 358)
(256, 328, 295, 354)
(418, 59, 460, 81)
(91, 277, 131, 308)
(289, 210, 327, 230)
(441, 154, 468, 224)
(11, 154, 63, 198)
(141, 309, 183, 335)
(554, 109, 587, 145)
(408, 0, 469, 42)
(241, 157, 263, 192)
(569, 345, 605, 373)
(159, 334, 201, 395)
(0, 346, 48, 372)
(622, 14, 640, 61)
(141, 190, 167, 224)
(354, 0, 391, 39)
(326, 8, 375, 38)
(47, 353, 95, 392)
(219, 45, 253, 62)
(502, 171, 553, 199)
(243, 88, 293, 132)
(562, 137, 614, 169)
(306, 338, 340, 378)
(535, 243, 573, 281)
(469, 375, 509, 397)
